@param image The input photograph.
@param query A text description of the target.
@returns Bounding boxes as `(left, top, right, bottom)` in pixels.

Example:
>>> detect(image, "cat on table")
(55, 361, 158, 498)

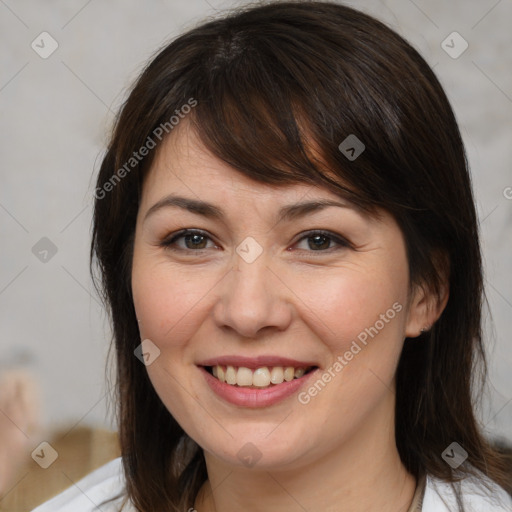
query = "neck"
(194, 395, 416, 512)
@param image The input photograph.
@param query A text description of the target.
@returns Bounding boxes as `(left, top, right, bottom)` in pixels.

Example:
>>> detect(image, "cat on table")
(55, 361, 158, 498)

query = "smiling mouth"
(204, 365, 317, 389)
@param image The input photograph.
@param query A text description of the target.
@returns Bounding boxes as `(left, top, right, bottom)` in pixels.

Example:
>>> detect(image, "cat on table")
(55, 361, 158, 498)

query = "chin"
(197, 422, 321, 472)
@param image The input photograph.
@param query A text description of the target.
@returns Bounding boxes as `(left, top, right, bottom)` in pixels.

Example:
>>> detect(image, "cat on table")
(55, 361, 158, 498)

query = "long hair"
(90, 1, 510, 510)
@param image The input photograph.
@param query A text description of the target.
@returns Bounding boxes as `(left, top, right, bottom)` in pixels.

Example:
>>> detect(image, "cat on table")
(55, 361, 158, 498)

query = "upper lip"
(197, 355, 318, 369)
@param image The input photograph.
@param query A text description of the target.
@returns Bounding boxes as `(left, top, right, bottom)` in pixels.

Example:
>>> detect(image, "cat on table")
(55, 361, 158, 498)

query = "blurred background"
(1, 0, 511, 509)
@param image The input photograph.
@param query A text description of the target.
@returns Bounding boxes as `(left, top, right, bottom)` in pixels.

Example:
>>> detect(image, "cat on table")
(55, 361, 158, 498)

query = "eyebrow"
(143, 194, 355, 224)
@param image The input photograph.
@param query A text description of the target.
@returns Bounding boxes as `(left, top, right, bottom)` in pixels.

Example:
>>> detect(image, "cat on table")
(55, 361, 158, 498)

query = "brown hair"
(90, 1, 510, 510)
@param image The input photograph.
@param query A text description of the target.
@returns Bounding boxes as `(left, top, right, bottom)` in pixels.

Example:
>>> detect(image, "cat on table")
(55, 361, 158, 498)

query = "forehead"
(141, 122, 338, 207)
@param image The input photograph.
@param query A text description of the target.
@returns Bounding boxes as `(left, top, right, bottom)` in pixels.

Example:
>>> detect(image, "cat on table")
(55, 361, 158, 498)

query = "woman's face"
(131, 124, 426, 471)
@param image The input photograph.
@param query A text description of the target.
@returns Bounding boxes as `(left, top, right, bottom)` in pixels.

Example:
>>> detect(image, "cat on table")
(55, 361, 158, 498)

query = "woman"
(32, 1, 512, 510)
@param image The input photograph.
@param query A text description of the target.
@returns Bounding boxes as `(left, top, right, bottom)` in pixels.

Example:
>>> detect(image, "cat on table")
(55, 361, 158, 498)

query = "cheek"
(293, 270, 407, 437)
(130, 259, 208, 418)
(328, 279, 407, 401)
(296, 264, 408, 352)
(131, 258, 209, 348)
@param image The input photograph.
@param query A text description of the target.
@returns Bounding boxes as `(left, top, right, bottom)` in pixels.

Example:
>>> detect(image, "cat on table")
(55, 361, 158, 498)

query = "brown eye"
(294, 230, 351, 252)
(183, 233, 208, 249)
(307, 234, 331, 250)
(161, 230, 217, 251)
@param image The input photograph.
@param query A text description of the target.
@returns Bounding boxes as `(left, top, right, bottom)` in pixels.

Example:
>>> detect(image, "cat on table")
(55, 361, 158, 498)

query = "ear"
(404, 283, 449, 337)
(405, 257, 450, 338)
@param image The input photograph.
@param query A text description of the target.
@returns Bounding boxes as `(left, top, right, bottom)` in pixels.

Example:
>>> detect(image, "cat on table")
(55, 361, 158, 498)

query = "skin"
(131, 122, 448, 512)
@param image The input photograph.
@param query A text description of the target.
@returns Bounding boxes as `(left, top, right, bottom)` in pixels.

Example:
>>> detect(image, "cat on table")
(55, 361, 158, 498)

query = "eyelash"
(160, 229, 352, 255)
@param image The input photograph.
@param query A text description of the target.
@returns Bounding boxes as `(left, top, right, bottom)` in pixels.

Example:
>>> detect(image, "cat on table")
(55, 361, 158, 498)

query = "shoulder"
(422, 470, 512, 511)
(30, 457, 135, 512)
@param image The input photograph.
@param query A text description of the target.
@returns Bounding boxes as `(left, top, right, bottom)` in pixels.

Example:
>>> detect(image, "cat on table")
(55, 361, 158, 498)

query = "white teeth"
(236, 367, 253, 386)
(253, 367, 271, 387)
(284, 367, 295, 382)
(270, 366, 284, 384)
(210, 365, 312, 388)
(294, 368, 305, 378)
(225, 365, 237, 385)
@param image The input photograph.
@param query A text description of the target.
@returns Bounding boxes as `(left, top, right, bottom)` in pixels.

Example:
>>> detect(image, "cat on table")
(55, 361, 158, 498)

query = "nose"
(212, 256, 293, 339)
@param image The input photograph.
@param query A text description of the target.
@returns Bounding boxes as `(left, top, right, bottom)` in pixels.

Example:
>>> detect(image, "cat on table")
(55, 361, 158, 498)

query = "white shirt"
(31, 456, 512, 511)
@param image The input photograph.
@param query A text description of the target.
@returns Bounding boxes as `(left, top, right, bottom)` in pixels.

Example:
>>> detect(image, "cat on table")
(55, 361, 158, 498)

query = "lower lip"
(199, 366, 318, 408)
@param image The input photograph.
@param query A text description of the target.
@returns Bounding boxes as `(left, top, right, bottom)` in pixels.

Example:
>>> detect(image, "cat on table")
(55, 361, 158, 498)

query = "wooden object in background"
(0, 427, 120, 512)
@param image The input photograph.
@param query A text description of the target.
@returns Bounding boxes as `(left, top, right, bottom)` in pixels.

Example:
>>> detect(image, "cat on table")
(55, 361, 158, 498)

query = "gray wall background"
(1, 0, 511, 443)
